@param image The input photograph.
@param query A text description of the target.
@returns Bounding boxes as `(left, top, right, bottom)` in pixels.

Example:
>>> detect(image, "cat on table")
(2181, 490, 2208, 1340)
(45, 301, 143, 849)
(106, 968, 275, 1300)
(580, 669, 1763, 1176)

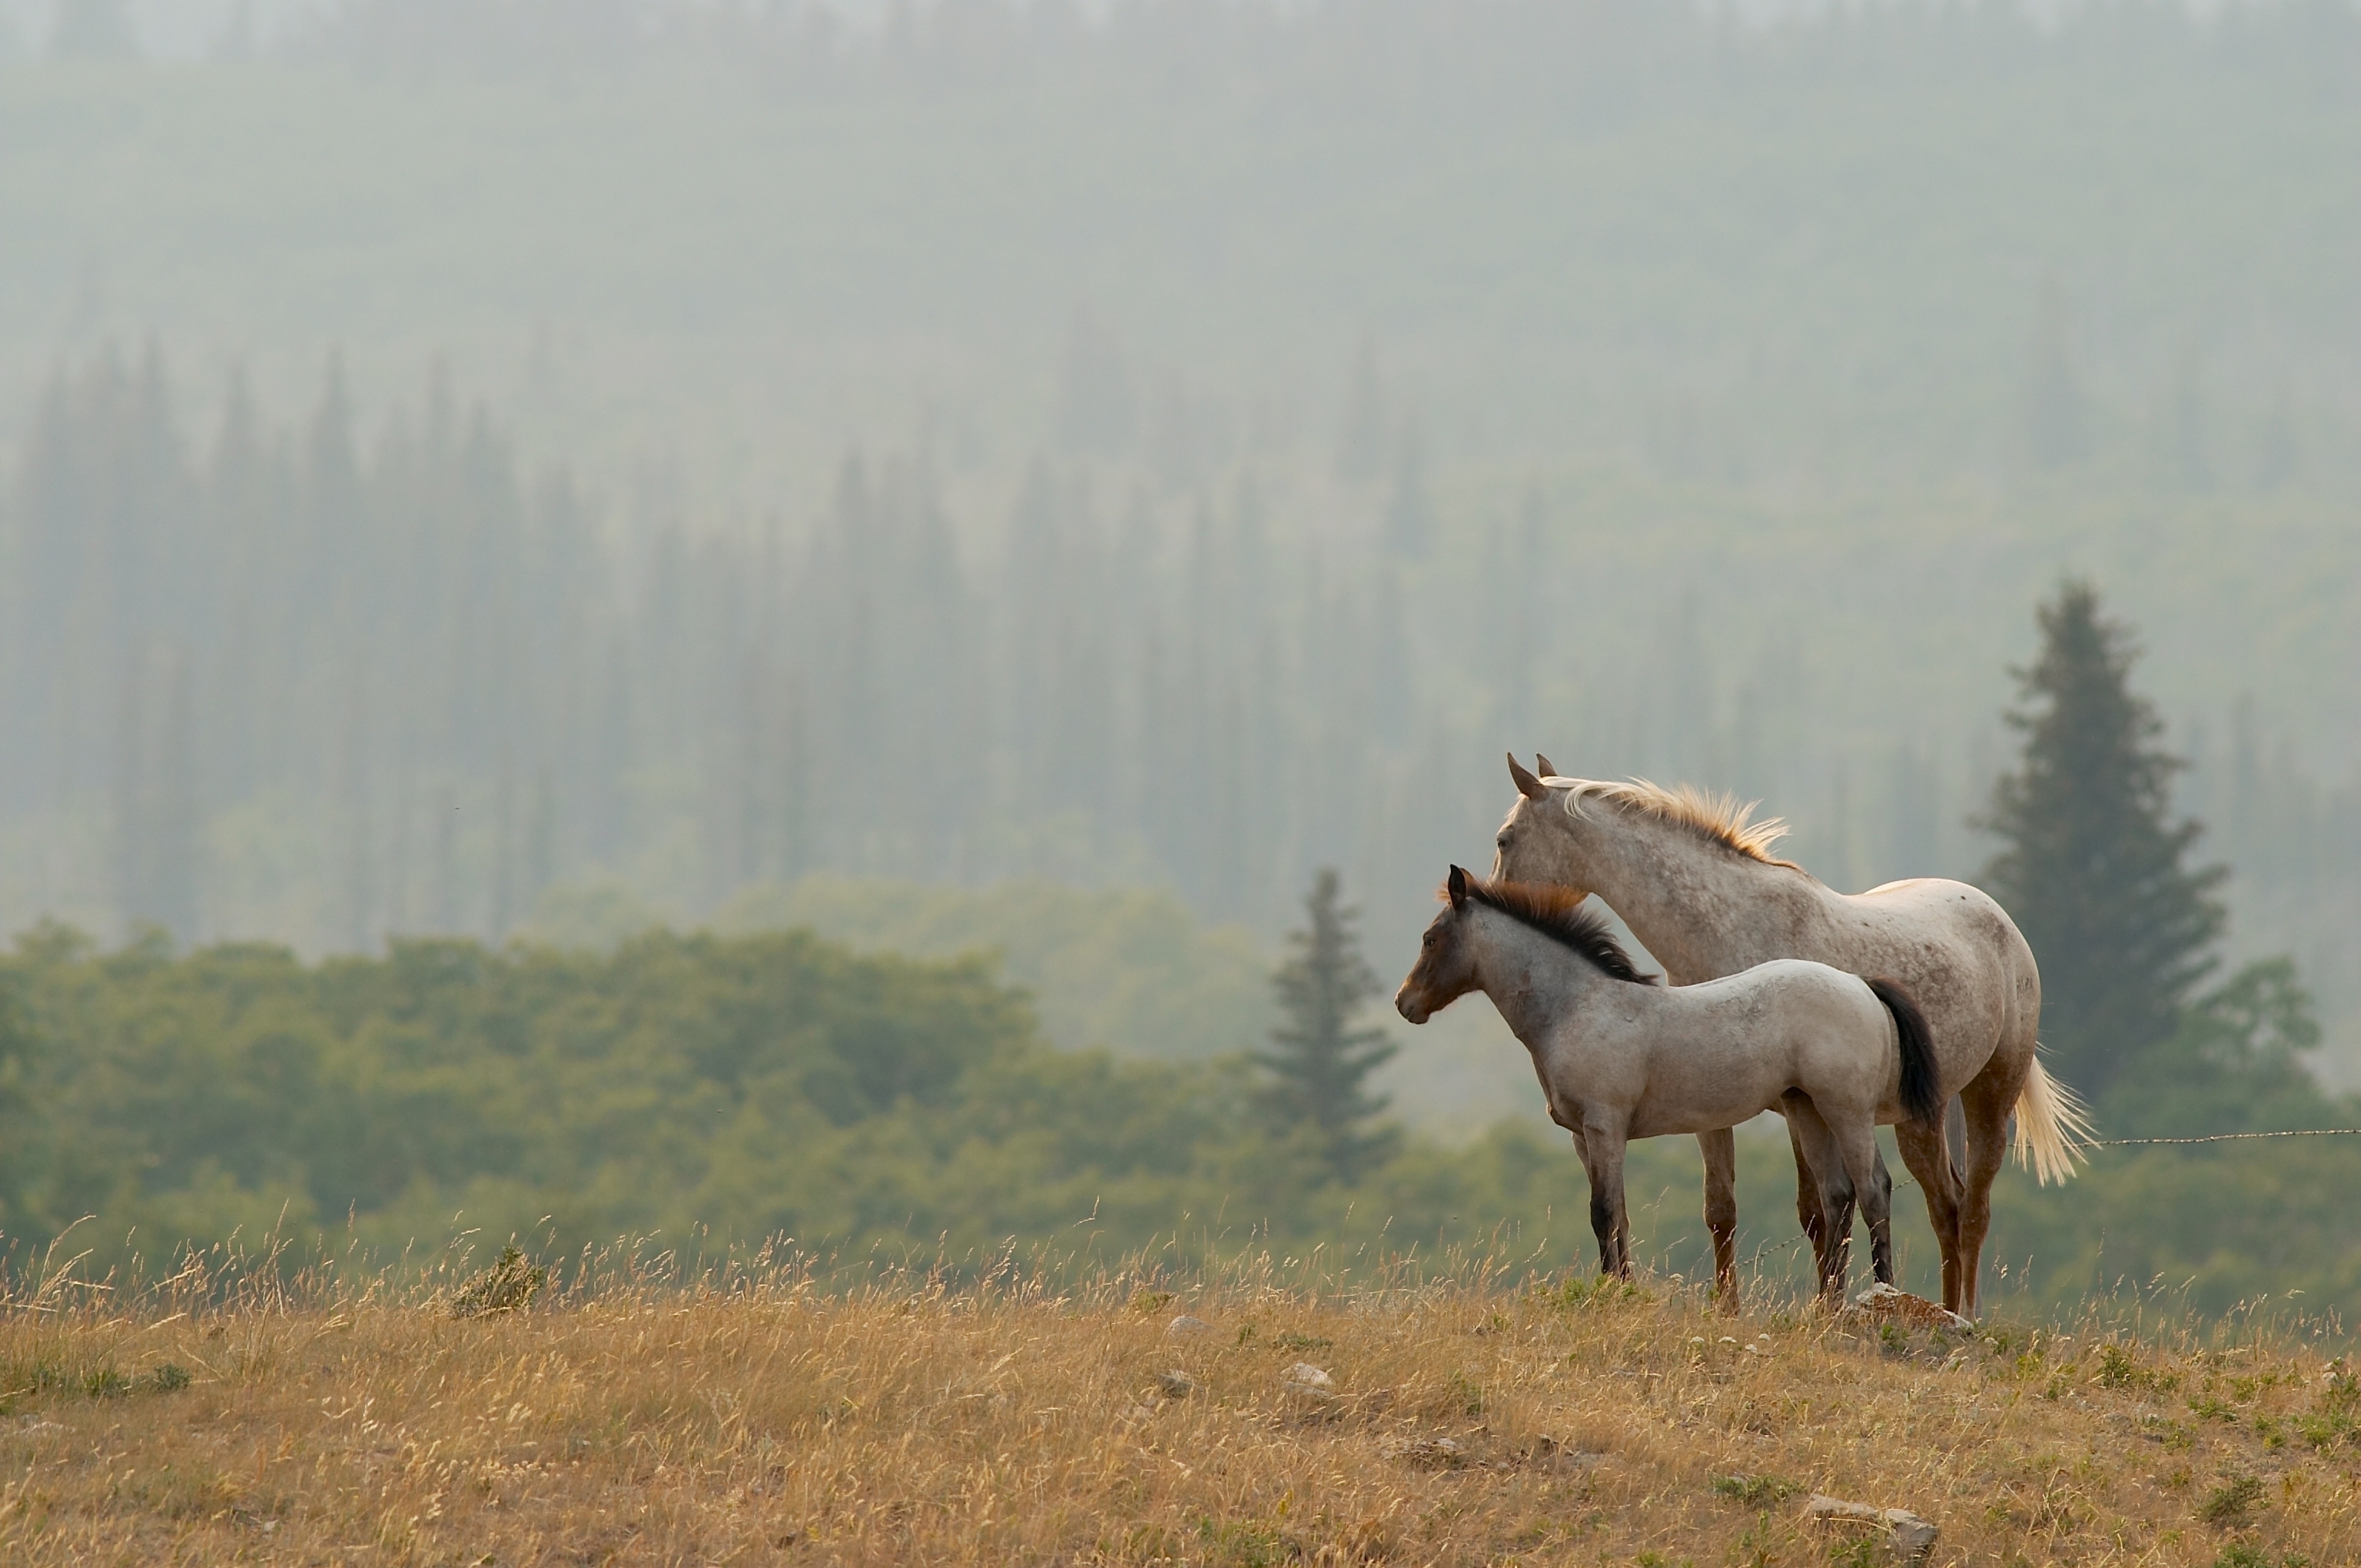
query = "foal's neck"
(1469, 909, 1621, 1053)
(1567, 807, 1831, 985)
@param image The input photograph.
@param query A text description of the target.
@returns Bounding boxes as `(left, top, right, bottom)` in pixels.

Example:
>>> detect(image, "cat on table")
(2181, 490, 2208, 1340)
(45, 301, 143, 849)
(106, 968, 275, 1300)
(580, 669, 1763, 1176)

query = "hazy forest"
(2, 0, 2359, 1318)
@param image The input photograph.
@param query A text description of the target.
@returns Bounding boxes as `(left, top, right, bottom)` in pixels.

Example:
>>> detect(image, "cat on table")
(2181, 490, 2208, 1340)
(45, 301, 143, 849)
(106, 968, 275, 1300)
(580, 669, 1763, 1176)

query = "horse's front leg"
(1698, 1128, 1738, 1308)
(1576, 1124, 1632, 1278)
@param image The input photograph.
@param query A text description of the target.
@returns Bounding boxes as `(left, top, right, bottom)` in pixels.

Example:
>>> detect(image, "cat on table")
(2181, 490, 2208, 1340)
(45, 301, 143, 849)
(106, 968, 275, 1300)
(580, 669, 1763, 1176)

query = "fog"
(2, 0, 2356, 1085)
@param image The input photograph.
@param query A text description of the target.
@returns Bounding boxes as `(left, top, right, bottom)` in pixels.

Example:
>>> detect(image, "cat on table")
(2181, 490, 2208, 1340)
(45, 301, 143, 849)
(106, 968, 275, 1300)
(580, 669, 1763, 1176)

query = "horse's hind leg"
(1848, 1125, 1898, 1287)
(1892, 1116, 1964, 1307)
(1699, 1128, 1738, 1308)
(1956, 1062, 2026, 1320)
(1783, 1094, 1856, 1307)
(1782, 1115, 1830, 1281)
(1782, 1091, 1854, 1254)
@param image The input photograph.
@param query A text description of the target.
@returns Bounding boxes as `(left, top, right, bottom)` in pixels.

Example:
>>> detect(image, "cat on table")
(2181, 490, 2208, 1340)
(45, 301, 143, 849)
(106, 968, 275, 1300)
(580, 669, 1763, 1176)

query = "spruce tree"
(1256, 868, 1399, 1181)
(1981, 581, 2226, 1099)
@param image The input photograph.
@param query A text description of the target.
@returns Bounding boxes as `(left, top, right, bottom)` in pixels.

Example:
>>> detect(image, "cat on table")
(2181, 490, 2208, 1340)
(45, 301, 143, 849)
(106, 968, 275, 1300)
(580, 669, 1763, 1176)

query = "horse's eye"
(1495, 834, 1509, 849)
(1422, 931, 1436, 947)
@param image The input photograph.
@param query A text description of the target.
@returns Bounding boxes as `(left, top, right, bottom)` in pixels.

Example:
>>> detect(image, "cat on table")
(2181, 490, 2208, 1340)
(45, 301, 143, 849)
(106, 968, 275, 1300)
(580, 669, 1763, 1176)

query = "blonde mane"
(1549, 777, 1799, 869)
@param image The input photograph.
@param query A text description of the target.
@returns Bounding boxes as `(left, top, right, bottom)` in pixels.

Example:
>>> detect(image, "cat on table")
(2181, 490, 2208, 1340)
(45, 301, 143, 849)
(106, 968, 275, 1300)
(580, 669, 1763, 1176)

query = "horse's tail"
(2012, 1055, 2094, 1186)
(1866, 975, 1943, 1127)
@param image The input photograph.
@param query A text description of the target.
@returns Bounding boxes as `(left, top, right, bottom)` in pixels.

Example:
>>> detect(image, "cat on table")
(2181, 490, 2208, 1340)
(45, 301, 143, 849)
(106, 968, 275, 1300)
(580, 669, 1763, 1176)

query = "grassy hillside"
(1, 1248, 2350, 1564)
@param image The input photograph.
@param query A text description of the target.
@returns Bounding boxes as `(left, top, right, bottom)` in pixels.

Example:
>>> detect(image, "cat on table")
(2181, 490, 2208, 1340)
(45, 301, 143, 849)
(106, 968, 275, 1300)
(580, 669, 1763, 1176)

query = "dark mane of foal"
(1453, 878, 1661, 985)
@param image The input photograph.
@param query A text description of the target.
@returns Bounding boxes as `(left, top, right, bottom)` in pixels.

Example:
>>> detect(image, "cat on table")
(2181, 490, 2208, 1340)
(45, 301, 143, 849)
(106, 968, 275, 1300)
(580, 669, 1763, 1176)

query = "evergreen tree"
(1980, 581, 2226, 1099)
(1255, 868, 1399, 1180)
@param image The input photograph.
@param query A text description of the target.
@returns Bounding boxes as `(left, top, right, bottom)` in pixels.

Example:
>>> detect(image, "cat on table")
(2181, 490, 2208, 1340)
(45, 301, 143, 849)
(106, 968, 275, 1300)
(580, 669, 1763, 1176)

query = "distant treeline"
(6, 348, 2356, 984)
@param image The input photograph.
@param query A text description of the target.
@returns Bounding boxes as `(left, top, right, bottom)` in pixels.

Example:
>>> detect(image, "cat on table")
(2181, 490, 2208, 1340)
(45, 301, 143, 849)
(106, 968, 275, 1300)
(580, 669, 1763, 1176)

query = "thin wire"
(2086, 1127, 2361, 1148)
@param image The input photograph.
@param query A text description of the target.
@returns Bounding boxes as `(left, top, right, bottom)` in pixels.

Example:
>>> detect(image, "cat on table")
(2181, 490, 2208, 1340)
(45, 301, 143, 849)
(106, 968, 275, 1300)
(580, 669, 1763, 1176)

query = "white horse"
(1395, 867, 1944, 1304)
(1493, 756, 2090, 1319)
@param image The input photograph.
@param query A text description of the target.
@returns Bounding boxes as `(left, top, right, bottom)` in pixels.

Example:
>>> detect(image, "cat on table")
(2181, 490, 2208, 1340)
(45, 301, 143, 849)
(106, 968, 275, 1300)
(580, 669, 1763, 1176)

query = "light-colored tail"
(2013, 1056, 2096, 1186)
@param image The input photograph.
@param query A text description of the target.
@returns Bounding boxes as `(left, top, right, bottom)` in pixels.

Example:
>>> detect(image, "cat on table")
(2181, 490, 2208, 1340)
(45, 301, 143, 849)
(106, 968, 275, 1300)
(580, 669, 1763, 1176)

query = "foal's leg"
(1783, 1096, 1857, 1308)
(1698, 1128, 1739, 1307)
(1576, 1131, 1632, 1278)
(1835, 1118, 1898, 1288)
(1782, 1115, 1830, 1277)
(1783, 1089, 1855, 1261)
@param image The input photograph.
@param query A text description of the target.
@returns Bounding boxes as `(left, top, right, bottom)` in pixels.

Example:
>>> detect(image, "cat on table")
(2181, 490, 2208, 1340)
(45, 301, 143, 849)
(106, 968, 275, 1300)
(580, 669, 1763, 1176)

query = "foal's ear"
(1506, 753, 1548, 800)
(1534, 752, 1559, 779)
(1446, 865, 1470, 909)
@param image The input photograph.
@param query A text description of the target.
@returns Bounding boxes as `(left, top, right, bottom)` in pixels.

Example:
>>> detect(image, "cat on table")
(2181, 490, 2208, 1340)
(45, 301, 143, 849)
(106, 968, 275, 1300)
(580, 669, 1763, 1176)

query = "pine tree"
(1980, 581, 2226, 1099)
(1255, 868, 1399, 1180)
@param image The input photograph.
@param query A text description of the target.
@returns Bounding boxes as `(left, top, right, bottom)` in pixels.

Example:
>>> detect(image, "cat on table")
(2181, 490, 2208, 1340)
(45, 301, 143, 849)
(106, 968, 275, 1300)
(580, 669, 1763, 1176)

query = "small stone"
(1887, 1513, 1940, 1559)
(1280, 1362, 1335, 1400)
(1846, 1283, 1974, 1334)
(1155, 1369, 1195, 1397)
(1803, 1494, 1939, 1564)
(1167, 1314, 1215, 1337)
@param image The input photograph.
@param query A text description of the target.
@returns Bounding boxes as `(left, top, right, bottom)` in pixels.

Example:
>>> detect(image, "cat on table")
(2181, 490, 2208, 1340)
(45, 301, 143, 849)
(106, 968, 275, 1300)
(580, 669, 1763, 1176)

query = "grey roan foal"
(1394, 867, 1943, 1305)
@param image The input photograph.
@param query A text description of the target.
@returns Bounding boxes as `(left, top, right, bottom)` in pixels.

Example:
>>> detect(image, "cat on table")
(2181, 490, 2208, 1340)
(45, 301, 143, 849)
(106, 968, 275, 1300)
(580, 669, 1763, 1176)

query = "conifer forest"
(1, 0, 2359, 1317)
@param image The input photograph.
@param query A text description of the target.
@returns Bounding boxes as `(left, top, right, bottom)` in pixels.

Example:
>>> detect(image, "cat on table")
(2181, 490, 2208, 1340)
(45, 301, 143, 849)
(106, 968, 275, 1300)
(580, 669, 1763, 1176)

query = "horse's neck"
(1468, 911, 1612, 1055)
(1573, 812, 1834, 984)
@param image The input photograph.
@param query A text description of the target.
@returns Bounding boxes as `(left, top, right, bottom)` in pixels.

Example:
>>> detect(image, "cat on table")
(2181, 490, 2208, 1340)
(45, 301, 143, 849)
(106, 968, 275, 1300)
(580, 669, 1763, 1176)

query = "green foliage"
(0, 920, 1604, 1281)
(2212, 1547, 2305, 1568)
(450, 1244, 547, 1318)
(0, 923, 1124, 1264)
(1253, 870, 1400, 1183)
(705, 875, 1274, 1062)
(2102, 958, 2329, 1137)
(1981, 581, 2228, 1099)
(2198, 1473, 2264, 1527)
(1710, 1474, 1800, 1508)
(7, 911, 2361, 1324)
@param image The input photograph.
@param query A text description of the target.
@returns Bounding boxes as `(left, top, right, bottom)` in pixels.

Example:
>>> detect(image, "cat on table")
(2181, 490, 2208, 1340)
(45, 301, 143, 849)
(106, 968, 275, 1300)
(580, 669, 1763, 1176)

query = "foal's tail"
(2013, 1056, 2095, 1186)
(1865, 976, 1944, 1127)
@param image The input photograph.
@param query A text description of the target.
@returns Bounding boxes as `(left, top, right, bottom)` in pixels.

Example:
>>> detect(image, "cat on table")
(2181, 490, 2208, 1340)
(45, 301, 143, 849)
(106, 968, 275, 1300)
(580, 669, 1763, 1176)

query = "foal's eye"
(1495, 833, 1510, 849)
(1422, 931, 1436, 947)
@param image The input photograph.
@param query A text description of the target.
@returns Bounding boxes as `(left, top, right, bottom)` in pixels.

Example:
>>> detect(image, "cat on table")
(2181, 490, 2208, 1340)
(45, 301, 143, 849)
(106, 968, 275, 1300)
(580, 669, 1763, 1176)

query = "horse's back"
(1682, 958, 1884, 1032)
(1831, 875, 2041, 1080)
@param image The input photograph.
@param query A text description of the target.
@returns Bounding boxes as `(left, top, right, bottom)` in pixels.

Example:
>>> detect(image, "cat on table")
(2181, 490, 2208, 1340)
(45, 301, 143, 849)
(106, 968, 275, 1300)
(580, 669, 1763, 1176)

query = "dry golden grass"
(3, 1246, 2359, 1566)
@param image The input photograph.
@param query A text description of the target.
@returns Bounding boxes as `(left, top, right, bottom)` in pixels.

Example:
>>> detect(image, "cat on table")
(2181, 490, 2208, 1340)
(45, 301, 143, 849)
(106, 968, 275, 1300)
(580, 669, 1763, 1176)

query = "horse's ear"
(1507, 753, 1548, 800)
(1534, 752, 1559, 779)
(1446, 865, 1469, 909)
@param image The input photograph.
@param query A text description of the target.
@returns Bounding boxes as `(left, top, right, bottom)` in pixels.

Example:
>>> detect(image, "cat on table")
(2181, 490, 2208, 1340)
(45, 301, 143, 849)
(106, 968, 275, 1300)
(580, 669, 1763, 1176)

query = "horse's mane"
(1453, 876, 1660, 985)
(1550, 777, 1799, 869)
